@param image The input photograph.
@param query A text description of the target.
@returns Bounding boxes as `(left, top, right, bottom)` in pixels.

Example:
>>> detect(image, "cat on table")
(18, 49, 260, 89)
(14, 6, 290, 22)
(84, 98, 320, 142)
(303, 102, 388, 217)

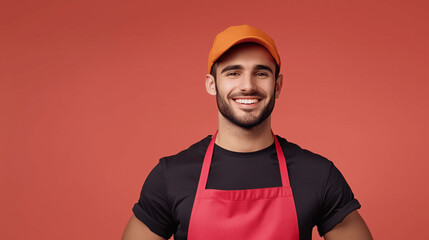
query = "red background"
(1, 0, 428, 239)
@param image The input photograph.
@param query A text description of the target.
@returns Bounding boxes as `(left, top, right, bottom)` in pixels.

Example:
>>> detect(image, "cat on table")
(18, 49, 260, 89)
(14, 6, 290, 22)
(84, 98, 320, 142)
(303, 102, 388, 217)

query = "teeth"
(235, 99, 259, 104)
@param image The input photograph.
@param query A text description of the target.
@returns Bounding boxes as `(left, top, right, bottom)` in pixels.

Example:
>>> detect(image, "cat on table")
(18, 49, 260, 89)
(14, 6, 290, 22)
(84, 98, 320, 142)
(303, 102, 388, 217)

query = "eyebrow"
(220, 65, 243, 74)
(254, 65, 273, 73)
(220, 64, 274, 74)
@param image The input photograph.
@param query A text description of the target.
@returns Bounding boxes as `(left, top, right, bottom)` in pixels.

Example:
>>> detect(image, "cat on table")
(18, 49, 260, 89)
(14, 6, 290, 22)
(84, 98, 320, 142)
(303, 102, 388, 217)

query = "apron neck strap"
(197, 130, 291, 192)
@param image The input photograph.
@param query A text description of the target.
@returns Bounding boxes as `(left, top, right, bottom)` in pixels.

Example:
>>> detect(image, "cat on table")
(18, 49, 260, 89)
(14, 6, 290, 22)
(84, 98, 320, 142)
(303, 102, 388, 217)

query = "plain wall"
(1, 0, 428, 239)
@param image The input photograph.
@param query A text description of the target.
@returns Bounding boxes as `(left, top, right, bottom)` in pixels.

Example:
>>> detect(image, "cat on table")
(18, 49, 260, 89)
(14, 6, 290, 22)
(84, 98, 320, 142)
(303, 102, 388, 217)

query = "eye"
(226, 72, 240, 77)
(255, 72, 269, 77)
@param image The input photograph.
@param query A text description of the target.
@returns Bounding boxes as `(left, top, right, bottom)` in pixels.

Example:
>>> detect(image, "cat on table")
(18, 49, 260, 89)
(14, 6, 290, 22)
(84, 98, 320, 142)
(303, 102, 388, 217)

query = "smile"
(234, 98, 260, 105)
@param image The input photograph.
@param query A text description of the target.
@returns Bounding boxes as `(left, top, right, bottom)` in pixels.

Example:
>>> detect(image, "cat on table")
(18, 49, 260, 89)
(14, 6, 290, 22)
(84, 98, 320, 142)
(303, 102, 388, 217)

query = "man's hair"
(209, 43, 280, 81)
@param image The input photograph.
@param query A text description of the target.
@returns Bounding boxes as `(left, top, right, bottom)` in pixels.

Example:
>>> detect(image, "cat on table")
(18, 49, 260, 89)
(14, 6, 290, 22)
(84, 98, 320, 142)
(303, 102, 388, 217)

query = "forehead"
(216, 43, 277, 70)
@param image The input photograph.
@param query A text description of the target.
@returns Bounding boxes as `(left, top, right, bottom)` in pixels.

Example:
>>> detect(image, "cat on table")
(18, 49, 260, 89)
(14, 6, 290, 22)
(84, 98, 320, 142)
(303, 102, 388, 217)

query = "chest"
(168, 157, 319, 239)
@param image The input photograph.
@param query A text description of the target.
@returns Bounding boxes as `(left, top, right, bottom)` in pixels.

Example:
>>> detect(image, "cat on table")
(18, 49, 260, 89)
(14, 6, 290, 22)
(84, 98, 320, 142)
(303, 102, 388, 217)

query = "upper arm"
(316, 163, 362, 236)
(122, 214, 166, 240)
(132, 160, 176, 238)
(324, 210, 373, 240)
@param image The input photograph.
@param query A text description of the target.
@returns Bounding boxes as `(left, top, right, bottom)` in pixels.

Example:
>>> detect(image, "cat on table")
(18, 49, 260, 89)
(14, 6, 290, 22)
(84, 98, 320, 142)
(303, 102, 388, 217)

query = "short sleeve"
(316, 163, 361, 236)
(132, 160, 176, 239)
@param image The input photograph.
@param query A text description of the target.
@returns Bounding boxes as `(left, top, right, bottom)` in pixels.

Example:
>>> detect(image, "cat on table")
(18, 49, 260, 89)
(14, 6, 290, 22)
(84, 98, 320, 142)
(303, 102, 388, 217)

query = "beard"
(215, 85, 276, 130)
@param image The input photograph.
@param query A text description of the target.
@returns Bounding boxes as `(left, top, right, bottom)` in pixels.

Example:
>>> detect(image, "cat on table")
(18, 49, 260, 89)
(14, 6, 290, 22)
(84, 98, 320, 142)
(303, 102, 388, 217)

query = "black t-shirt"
(133, 136, 360, 240)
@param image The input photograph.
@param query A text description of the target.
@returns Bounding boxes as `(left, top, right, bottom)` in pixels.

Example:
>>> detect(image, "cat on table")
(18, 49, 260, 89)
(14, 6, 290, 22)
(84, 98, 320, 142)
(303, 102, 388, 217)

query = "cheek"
(260, 82, 276, 94)
(216, 81, 237, 95)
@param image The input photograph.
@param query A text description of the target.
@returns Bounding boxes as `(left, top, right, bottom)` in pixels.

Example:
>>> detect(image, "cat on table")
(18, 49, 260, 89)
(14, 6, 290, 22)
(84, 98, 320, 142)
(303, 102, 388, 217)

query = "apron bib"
(187, 131, 299, 240)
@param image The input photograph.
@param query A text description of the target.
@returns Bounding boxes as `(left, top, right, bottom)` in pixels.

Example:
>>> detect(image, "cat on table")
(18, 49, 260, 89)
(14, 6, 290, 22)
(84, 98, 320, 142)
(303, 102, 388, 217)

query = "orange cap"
(208, 24, 281, 73)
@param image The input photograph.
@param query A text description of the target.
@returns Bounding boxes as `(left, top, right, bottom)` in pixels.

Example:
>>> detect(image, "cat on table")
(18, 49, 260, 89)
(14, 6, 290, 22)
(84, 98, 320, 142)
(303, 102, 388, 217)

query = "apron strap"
(196, 130, 291, 193)
(196, 131, 218, 192)
(273, 133, 291, 188)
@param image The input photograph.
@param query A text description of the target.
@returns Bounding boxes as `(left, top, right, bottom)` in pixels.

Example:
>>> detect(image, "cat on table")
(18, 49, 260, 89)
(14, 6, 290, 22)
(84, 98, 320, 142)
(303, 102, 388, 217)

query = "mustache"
(229, 91, 266, 98)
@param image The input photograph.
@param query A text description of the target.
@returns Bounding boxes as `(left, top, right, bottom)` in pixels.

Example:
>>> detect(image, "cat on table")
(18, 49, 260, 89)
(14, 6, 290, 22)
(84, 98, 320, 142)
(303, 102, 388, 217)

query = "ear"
(205, 74, 217, 96)
(275, 74, 283, 98)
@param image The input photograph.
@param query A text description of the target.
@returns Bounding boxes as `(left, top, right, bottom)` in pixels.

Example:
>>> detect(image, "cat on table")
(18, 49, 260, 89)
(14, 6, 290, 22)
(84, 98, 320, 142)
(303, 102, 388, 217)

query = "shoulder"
(156, 136, 212, 194)
(159, 135, 211, 167)
(276, 135, 333, 172)
(276, 135, 334, 199)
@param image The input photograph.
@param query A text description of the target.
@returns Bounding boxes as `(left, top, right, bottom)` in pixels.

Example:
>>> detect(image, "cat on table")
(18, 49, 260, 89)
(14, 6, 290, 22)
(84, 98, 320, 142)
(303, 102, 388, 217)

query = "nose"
(239, 73, 256, 92)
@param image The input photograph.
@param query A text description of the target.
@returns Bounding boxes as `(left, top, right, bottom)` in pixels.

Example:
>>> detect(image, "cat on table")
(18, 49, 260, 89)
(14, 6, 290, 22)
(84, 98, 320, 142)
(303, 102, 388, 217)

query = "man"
(122, 25, 373, 240)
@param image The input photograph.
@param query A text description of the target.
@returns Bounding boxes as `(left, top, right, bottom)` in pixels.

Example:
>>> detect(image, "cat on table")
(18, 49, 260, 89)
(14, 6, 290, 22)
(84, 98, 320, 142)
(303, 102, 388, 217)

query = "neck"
(215, 113, 274, 152)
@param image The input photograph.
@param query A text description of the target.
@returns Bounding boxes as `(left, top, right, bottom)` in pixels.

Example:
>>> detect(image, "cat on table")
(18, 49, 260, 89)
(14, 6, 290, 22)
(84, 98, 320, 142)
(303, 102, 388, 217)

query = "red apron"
(187, 132, 299, 240)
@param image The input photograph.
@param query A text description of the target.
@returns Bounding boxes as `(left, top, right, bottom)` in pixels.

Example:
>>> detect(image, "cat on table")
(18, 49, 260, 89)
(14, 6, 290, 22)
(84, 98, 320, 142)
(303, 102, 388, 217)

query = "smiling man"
(212, 43, 279, 131)
(122, 25, 373, 240)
